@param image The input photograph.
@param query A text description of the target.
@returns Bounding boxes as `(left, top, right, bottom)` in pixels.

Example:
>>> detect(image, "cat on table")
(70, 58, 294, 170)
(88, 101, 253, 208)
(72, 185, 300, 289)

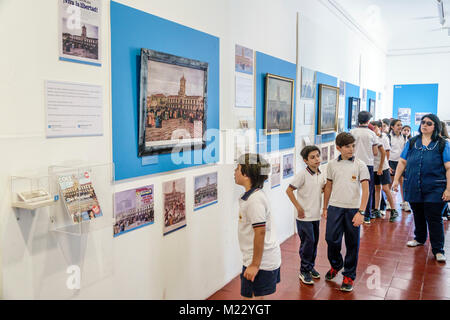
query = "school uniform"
(373, 133, 391, 186)
(289, 166, 326, 274)
(350, 126, 379, 218)
(238, 188, 281, 298)
(326, 155, 370, 280)
(388, 134, 406, 175)
(401, 138, 450, 255)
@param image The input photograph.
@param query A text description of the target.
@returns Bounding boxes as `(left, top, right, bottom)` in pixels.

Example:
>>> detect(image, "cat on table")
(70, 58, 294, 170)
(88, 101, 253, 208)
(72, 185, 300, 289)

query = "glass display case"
(11, 175, 58, 210)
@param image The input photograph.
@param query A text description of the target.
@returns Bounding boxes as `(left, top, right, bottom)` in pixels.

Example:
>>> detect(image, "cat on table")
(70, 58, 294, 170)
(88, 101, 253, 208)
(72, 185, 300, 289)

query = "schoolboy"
(235, 153, 281, 299)
(286, 146, 326, 285)
(370, 120, 398, 222)
(322, 132, 370, 292)
(350, 111, 379, 224)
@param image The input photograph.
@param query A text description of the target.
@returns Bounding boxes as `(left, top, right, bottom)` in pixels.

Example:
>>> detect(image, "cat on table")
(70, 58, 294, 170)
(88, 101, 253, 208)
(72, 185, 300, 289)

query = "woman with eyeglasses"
(392, 114, 450, 262)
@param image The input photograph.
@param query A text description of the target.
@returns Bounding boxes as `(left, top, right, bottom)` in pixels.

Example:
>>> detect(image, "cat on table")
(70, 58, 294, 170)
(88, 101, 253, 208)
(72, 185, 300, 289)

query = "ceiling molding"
(318, 0, 387, 55)
(388, 45, 450, 56)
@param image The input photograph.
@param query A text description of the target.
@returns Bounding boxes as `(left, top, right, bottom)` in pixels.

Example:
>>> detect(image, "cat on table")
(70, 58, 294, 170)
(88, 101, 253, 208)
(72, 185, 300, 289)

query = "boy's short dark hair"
(358, 111, 372, 124)
(237, 153, 270, 189)
(335, 132, 356, 147)
(300, 145, 320, 160)
(370, 120, 382, 128)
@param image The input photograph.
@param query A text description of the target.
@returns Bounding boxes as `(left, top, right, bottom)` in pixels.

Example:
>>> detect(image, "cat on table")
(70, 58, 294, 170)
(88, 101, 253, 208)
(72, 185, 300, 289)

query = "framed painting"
(264, 73, 295, 135)
(138, 48, 208, 156)
(369, 98, 376, 117)
(318, 84, 339, 134)
(348, 97, 361, 129)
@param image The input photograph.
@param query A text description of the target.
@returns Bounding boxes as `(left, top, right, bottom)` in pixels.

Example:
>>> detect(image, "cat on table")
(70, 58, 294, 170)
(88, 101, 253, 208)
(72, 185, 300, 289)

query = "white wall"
(0, 0, 387, 299)
(386, 52, 450, 121)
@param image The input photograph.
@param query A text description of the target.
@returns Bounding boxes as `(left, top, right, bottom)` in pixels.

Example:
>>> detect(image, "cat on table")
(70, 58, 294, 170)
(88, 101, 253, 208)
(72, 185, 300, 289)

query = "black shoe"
(370, 212, 376, 219)
(325, 267, 339, 281)
(373, 210, 382, 218)
(389, 209, 399, 222)
(299, 271, 314, 285)
(310, 268, 320, 279)
(340, 276, 354, 292)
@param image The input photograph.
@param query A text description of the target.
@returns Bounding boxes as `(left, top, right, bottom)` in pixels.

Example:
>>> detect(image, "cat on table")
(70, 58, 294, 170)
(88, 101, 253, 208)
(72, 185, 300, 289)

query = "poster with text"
(271, 155, 281, 188)
(398, 108, 411, 125)
(163, 178, 186, 235)
(283, 153, 294, 179)
(415, 112, 428, 125)
(114, 185, 154, 237)
(59, 0, 102, 66)
(194, 172, 218, 210)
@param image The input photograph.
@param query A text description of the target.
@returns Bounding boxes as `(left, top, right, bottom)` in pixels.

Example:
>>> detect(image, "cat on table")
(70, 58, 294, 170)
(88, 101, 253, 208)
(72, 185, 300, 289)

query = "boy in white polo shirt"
(286, 145, 326, 285)
(350, 111, 379, 224)
(235, 153, 281, 299)
(323, 132, 370, 292)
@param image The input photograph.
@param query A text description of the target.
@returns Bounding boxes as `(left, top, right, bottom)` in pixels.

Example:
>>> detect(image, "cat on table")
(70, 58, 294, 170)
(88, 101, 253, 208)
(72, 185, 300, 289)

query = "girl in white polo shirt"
(235, 153, 281, 299)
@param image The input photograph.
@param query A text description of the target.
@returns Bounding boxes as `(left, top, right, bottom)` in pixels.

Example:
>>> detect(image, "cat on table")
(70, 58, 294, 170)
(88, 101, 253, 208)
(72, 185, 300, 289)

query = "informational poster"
(235, 44, 253, 74)
(46, 80, 103, 138)
(57, 170, 103, 224)
(304, 101, 315, 125)
(283, 153, 294, 179)
(235, 74, 253, 108)
(59, 0, 102, 66)
(113, 185, 155, 237)
(270, 155, 281, 188)
(415, 112, 428, 125)
(398, 108, 411, 125)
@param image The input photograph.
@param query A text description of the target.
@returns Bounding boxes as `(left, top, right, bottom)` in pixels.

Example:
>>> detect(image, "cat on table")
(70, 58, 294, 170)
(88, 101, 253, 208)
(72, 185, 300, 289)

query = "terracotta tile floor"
(208, 195, 450, 300)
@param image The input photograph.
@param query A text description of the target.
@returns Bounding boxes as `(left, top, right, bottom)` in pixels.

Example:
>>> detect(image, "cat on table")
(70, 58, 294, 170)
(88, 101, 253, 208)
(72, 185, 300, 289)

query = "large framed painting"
(318, 84, 339, 134)
(348, 97, 361, 129)
(264, 73, 295, 135)
(369, 98, 376, 117)
(138, 48, 208, 156)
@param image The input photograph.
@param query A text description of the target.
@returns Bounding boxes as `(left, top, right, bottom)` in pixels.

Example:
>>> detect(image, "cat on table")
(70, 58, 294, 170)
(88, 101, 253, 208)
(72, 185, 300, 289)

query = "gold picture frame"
(264, 73, 295, 135)
(318, 84, 339, 134)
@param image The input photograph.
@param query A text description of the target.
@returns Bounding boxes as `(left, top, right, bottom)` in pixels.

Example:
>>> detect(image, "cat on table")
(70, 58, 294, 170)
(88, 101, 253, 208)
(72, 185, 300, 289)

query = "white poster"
(415, 112, 428, 125)
(59, 0, 102, 66)
(398, 108, 411, 125)
(235, 74, 253, 108)
(304, 101, 314, 125)
(46, 80, 103, 138)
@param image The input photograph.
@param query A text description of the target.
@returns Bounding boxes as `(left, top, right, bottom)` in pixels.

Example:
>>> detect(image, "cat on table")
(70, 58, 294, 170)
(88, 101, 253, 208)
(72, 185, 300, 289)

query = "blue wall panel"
(255, 52, 296, 153)
(393, 84, 439, 134)
(111, 2, 220, 180)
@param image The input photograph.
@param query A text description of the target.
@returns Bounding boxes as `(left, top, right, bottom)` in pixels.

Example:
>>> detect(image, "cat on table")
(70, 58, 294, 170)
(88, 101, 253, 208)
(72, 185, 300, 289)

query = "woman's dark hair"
(441, 121, 449, 139)
(335, 132, 356, 147)
(300, 145, 320, 160)
(389, 119, 402, 136)
(237, 153, 270, 189)
(418, 113, 442, 141)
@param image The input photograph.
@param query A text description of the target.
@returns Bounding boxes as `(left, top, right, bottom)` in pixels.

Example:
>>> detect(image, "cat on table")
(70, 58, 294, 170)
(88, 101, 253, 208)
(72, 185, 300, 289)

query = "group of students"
(234, 112, 450, 299)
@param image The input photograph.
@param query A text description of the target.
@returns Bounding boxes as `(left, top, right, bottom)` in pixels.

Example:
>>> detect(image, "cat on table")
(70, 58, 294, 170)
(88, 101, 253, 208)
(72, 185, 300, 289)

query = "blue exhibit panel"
(393, 84, 439, 134)
(367, 89, 376, 116)
(111, 1, 220, 181)
(345, 82, 360, 131)
(255, 52, 296, 153)
(316, 72, 338, 143)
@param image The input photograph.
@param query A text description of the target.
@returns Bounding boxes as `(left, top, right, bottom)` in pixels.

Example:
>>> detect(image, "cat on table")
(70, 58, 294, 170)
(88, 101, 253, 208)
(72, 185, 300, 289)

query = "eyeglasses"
(421, 120, 434, 126)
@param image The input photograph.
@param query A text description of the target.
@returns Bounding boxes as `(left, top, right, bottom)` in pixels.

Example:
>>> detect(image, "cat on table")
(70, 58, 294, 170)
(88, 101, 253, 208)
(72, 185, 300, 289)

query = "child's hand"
(297, 207, 305, 219)
(377, 169, 382, 176)
(244, 264, 259, 282)
(352, 212, 364, 227)
(322, 208, 327, 219)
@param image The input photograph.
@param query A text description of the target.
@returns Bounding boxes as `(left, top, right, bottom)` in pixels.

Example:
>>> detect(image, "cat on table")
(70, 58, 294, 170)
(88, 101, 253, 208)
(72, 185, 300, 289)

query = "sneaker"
(436, 253, 447, 262)
(299, 271, 314, 285)
(340, 276, 354, 292)
(310, 268, 320, 279)
(373, 209, 382, 219)
(389, 209, 399, 222)
(407, 240, 424, 247)
(370, 212, 376, 219)
(325, 267, 339, 281)
(402, 202, 412, 212)
(364, 216, 371, 224)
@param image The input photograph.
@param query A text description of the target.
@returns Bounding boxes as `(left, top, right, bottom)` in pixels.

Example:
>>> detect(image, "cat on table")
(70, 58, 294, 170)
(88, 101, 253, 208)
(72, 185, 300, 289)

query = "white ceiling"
(332, 0, 450, 54)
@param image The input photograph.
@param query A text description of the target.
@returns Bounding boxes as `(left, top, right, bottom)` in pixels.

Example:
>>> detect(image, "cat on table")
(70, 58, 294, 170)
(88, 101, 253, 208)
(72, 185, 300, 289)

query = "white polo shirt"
(350, 126, 379, 166)
(326, 156, 370, 209)
(389, 134, 406, 162)
(373, 133, 390, 171)
(289, 167, 326, 222)
(238, 188, 281, 271)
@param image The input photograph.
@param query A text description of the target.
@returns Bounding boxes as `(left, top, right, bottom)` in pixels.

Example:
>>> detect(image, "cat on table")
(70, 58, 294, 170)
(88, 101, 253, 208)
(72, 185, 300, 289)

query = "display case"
(48, 162, 114, 236)
(11, 175, 58, 210)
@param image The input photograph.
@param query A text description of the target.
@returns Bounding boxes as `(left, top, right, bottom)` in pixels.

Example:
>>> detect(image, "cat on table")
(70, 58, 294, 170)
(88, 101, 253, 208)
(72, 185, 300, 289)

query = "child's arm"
(352, 180, 369, 227)
(322, 180, 332, 218)
(286, 185, 305, 219)
(244, 226, 266, 282)
(377, 145, 386, 175)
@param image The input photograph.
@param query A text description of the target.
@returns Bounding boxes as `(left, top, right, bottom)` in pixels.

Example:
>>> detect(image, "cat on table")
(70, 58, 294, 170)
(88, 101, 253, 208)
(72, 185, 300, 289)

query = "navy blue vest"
(404, 138, 446, 203)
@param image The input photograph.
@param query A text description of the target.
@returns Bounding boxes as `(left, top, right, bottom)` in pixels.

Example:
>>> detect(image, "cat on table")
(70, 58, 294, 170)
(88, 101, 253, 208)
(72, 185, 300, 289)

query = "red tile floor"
(208, 197, 450, 300)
